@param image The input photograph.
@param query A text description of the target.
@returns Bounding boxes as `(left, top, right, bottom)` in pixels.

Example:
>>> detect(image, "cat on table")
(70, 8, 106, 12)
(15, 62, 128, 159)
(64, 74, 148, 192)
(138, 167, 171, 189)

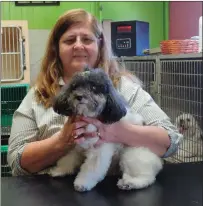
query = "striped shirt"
(7, 76, 183, 176)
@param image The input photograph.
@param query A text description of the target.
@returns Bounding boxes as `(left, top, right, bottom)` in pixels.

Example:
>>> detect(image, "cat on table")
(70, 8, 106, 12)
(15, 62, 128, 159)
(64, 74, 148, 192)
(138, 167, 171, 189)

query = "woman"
(8, 8, 183, 176)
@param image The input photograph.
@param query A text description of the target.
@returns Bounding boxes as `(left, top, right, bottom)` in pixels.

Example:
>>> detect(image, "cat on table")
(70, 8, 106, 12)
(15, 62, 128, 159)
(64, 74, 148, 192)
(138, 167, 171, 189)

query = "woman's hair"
(34, 8, 134, 108)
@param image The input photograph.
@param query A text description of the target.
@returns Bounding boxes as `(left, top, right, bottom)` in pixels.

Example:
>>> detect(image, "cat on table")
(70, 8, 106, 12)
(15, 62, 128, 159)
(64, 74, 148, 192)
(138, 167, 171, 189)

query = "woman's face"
(59, 23, 99, 81)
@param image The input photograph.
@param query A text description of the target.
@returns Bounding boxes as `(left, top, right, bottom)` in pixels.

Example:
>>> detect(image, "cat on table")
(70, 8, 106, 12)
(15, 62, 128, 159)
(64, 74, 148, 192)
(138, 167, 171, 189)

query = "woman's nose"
(74, 37, 84, 49)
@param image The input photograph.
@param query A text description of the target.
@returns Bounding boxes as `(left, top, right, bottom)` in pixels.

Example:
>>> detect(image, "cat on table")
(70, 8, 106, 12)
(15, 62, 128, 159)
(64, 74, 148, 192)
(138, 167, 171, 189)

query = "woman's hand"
(74, 116, 117, 146)
(59, 116, 89, 148)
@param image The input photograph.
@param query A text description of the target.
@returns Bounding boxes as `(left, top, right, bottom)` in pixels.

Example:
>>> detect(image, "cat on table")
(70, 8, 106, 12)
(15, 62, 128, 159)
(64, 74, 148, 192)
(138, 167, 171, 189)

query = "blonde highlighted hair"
(34, 8, 134, 108)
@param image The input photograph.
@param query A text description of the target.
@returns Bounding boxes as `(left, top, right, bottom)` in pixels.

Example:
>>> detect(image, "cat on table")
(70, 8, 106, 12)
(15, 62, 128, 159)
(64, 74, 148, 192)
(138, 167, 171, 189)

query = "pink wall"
(169, 2, 202, 39)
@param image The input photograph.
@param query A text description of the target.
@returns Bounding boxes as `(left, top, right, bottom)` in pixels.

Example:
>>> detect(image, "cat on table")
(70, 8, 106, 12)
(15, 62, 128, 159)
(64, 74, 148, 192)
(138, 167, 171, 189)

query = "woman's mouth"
(73, 56, 87, 59)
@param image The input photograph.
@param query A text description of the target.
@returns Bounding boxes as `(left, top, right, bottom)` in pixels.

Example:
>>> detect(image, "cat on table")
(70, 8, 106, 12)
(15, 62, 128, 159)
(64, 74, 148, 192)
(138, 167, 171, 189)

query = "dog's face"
(175, 113, 196, 133)
(53, 68, 127, 124)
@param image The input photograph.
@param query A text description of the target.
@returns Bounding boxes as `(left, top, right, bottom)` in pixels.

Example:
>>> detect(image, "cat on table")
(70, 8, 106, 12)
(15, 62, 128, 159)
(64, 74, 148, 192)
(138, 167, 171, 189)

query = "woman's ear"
(99, 85, 127, 124)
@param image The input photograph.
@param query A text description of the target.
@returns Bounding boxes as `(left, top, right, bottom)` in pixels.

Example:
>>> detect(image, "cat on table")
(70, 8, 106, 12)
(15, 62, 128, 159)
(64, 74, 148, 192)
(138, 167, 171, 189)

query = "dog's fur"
(175, 113, 203, 161)
(48, 68, 163, 192)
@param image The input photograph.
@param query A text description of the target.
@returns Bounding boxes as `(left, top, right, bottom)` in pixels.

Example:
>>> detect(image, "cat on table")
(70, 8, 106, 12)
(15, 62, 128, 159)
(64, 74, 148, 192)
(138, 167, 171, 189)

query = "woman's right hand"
(58, 116, 88, 148)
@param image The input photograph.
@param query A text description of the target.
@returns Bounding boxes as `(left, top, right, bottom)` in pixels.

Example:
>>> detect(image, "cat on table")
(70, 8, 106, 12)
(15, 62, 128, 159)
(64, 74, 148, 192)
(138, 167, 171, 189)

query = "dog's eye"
(92, 86, 96, 91)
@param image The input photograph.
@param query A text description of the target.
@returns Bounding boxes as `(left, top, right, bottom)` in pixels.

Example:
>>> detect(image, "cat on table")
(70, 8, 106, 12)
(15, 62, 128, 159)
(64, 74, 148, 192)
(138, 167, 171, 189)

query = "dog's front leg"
(74, 143, 115, 192)
(48, 147, 83, 177)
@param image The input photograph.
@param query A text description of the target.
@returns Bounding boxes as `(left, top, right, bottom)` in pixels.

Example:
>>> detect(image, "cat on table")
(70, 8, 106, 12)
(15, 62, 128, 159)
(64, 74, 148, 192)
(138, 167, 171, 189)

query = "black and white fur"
(48, 68, 163, 192)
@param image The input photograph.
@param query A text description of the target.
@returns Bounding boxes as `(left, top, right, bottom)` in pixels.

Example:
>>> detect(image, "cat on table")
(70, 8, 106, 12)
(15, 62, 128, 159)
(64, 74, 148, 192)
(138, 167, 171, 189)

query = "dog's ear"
(52, 86, 73, 116)
(99, 86, 127, 124)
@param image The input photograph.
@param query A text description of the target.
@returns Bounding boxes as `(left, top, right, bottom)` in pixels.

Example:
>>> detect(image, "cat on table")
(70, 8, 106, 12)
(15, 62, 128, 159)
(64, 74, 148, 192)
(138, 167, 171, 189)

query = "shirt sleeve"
(7, 88, 40, 176)
(119, 76, 184, 158)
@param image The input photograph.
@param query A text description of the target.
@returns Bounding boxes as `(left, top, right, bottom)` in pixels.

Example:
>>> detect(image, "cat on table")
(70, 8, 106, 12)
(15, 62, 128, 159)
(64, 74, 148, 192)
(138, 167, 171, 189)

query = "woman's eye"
(64, 39, 75, 44)
(82, 38, 94, 44)
(63, 37, 95, 45)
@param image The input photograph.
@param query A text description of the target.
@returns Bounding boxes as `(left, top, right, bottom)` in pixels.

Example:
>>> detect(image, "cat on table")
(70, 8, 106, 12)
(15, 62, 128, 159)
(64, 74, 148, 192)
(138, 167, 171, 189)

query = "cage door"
(1, 26, 25, 82)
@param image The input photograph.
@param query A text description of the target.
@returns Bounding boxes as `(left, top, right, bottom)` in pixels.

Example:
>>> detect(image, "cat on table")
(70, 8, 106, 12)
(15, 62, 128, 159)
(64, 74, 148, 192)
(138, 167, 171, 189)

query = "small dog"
(175, 113, 203, 161)
(49, 68, 163, 192)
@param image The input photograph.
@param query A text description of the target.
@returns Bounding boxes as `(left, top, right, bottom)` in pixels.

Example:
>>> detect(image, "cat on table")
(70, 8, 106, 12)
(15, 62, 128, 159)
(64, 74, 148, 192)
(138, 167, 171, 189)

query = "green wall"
(1, 1, 168, 48)
(1, 2, 99, 28)
(101, 2, 169, 48)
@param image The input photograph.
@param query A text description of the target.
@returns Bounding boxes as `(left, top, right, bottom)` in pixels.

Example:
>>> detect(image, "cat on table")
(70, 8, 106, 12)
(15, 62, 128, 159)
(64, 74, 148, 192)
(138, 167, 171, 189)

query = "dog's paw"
(74, 177, 96, 192)
(117, 174, 155, 190)
(74, 184, 91, 192)
(117, 178, 134, 190)
(48, 167, 67, 177)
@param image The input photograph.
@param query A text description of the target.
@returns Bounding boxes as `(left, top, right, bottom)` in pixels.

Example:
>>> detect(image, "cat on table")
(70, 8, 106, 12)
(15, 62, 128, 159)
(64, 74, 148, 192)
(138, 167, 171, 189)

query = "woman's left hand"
(74, 116, 116, 146)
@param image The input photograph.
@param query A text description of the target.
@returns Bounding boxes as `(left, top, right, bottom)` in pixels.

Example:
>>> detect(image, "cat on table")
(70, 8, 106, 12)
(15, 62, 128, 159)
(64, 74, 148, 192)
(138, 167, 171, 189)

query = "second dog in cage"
(175, 113, 203, 162)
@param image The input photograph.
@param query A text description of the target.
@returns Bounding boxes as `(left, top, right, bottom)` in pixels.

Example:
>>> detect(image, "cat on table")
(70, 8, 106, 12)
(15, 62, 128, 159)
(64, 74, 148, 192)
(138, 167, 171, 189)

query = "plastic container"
(160, 39, 199, 54)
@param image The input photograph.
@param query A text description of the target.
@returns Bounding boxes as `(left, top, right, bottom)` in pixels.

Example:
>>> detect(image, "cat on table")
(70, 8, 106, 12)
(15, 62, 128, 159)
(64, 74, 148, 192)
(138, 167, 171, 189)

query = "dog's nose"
(76, 95, 83, 101)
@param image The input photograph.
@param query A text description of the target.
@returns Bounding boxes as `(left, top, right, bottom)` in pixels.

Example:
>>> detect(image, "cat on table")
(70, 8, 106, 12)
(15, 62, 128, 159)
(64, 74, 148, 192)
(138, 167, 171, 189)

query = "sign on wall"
(15, 1, 60, 6)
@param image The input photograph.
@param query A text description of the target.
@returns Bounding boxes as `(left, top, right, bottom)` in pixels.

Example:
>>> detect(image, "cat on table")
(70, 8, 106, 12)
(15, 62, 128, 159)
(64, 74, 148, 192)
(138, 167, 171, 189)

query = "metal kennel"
(1, 84, 30, 139)
(1, 84, 30, 177)
(118, 56, 157, 102)
(1, 25, 26, 82)
(117, 53, 203, 163)
(1, 146, 12, 177)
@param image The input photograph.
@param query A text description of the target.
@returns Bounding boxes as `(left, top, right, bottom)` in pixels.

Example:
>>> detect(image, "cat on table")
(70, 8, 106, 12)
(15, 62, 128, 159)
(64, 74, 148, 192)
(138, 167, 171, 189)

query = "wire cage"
(1, 145, 12, 177)
(1, 26, 25, 82)
(117, 56, 157, 102)
(1, 84, 30, 177)
(1, 20, 31, 84)
(1, 84, 30, 144)
(159, 56, 203, 163)
(117, 54, 203, 164)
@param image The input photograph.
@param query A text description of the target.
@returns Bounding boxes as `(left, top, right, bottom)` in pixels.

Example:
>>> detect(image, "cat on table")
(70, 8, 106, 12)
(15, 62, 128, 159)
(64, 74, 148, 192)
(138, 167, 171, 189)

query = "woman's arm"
(80, 117, 171, 157)
(20, 128, 74, 174)
(80, 79, 183, 158)
(106, 122, 170, 157)
(116, 78, 183, 158)
(8, 109, 75, 175)
(7, 89, 85, 176)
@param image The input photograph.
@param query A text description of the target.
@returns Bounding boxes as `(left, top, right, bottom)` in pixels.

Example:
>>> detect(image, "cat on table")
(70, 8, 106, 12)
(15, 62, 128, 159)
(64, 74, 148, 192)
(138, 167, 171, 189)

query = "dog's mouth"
(74, 102, 100, 117)
(75, 103, 88, 115)
(179, 125, 188, 133)
(76, 102, 87, 107)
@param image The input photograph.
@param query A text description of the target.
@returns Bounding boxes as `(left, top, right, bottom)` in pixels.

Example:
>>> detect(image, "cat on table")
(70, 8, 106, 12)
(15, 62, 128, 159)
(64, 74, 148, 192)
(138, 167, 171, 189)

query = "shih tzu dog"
(48, 67, 163, 192)
(175, 113, 203, 162)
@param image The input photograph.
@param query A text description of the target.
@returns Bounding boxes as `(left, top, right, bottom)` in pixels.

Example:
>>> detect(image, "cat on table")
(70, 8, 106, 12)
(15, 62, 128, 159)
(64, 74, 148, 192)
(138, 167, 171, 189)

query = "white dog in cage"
(175, 113, 203, 162)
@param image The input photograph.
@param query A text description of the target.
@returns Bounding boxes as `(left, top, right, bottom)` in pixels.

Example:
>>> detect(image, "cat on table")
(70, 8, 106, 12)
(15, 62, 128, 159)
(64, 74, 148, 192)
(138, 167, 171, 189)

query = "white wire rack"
(1, 26, 25, 82)
(117, 53, 203, 163)
(118, 56, 157, 102)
